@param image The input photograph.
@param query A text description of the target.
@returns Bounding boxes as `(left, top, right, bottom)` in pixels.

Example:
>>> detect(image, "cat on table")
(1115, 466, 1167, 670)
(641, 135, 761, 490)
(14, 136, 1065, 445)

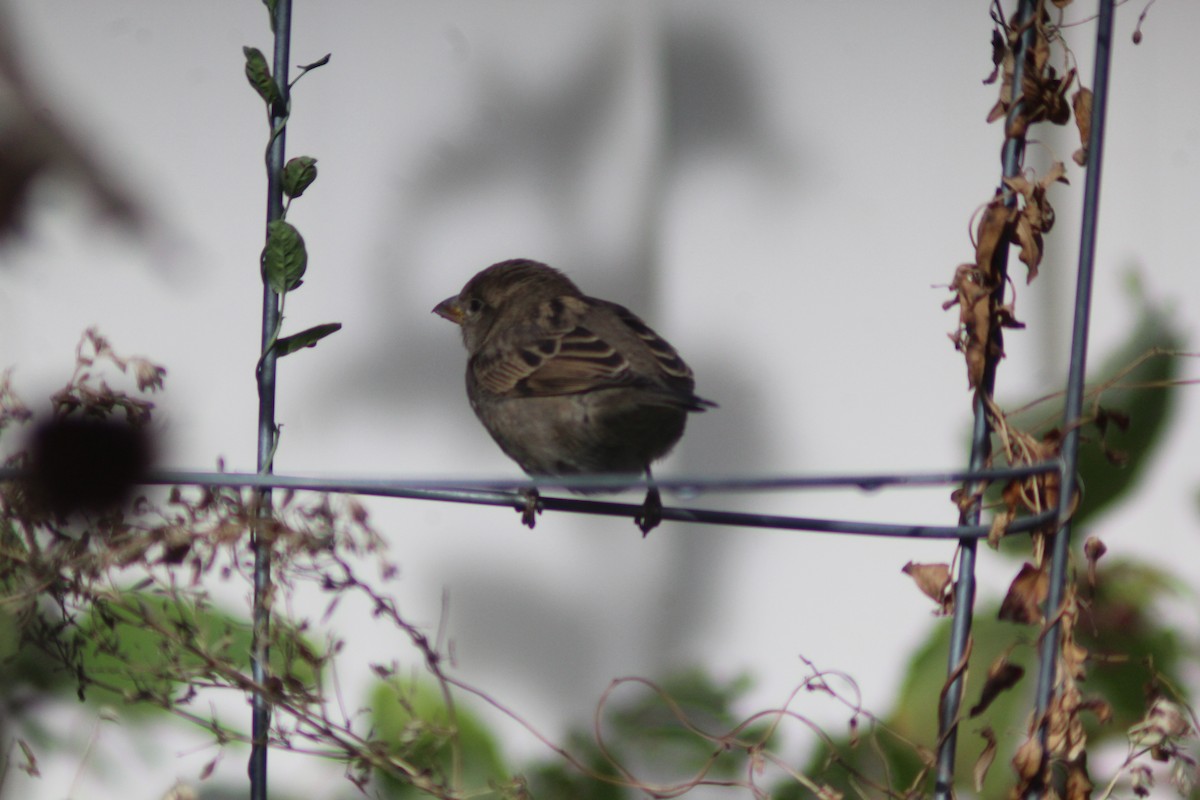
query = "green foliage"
(803, 291, 1193, 797)
(261, 0, 279, 32)
(804, 559, 1192, 798)
(359, 669, 775, 799)
(282, 156, 318, 199)
(75, 592, 322, 713)
(0, 615, 61, 691)
(0, 605, 73, 749)
(242, 46, 280, 107)
(522, 669, 772, 800)
(1002, 287, 1183, 530)
(275, 323, 342, 357)
(369, 678, 507, 798)
(262, 219, 308, 295)
(294, 55, 332, 83)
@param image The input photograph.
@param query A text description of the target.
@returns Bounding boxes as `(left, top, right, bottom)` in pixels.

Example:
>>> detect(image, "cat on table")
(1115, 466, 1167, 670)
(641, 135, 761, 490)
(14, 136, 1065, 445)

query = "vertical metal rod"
(251, 2, 292, 799)
(933, 1, 1038, 796)
(1028, 1, 1114, 796)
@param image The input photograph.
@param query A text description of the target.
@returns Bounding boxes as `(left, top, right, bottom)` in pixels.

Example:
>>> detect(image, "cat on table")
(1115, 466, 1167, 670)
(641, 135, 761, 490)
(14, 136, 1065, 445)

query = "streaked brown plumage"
(433, 259, 715, 533)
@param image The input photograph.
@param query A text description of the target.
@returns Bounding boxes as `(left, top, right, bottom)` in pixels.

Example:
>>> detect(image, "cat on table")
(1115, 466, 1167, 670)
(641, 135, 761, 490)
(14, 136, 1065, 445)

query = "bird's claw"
(519, 488, 542, 529)
(635, 486, 663, 536)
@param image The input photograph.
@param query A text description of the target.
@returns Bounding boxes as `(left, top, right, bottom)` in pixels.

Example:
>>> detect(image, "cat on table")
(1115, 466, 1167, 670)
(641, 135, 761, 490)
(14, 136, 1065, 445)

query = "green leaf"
(369, 678, 507, 796)
(298, 54, 331, 74)
(262, 220, 308, 294)
(76, 592, 322, 714)
(1002, 287, 1184, 527)
(0, 607, 69, 696)
(521, 669, 765, 800)
(243, 46, 280, 106)
(798, 559, 1194, 799)
(607, 670, 768, 778)
(281, 156, 318, 199)
(275, 323, 342, 357)
(261, 0, 279, 32)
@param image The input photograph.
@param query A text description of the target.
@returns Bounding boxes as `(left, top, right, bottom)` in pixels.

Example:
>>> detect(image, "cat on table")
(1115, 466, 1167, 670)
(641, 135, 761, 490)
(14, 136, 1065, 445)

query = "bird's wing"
(470, 293, 633, 397)
(473, 322, 635, 397)
(472, 296, 714, 410)
(598, 300, 695, 383)
(515, 322, 636, 395)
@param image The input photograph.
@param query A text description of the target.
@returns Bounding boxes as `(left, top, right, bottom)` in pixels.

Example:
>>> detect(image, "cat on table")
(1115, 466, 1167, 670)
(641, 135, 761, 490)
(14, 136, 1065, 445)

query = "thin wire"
(1029, 2, 1114, 797)
(121, 468, 1056, 540)
(251, 1, 292, 798)
(0, 462, 1058, 539)
(935, 1, 1038, 795)
(0, 463, 1055, 494)
(137, 463, 1054, 494)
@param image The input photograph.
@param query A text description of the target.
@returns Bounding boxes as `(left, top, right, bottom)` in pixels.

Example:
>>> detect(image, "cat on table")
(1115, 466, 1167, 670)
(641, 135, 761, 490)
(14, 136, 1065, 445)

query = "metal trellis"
(0, 1, 1120, 798)
(224, 0, 1122, 796)
(251, 1, 293, 798)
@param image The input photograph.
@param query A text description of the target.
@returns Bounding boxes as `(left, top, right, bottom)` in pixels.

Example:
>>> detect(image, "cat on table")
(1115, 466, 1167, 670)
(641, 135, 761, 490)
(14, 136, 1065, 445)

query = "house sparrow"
(433, 259, 715, 534)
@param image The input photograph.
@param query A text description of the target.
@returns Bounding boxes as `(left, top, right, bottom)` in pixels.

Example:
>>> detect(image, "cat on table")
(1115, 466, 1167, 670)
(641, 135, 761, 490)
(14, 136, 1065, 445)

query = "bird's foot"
(635, 486, 663, 536)
(518, 488, 542, 529)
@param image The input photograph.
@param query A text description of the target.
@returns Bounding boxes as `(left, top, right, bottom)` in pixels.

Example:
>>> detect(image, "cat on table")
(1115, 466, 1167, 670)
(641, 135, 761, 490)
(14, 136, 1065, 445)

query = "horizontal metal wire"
(0, 464, 1059, 539)
(151, 462, 1054, 494)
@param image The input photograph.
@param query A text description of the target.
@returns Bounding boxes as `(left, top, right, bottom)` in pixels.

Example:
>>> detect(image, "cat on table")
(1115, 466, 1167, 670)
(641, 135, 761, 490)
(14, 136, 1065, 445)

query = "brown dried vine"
(933, 2, 1189, 798)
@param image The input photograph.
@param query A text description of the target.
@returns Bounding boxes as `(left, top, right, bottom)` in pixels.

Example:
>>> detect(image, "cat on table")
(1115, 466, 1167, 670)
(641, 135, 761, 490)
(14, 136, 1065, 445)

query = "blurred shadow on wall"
(338, 5, 808, 703)
(348, 8, 800, 409)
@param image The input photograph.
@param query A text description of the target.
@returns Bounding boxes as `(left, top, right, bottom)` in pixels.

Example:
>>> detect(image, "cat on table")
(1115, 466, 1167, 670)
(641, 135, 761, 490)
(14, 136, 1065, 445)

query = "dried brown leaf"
(1014, 210, 1044, 282)
(1000, 475, 1025, 512)
(995, 303, 1026, 330)
(1080, 696, 1113, 724)
(997, 167, 1061, 283)
(988, 506, 1015, 549)
(987, 49, 1016, 121)
(970, 655, 1026, 717)
(1063, 639, 1089, 681)
(1004, 174, 1032, 197)
(975, 198, 1011, 280)
(986, 97, 1008, 125)
(1072, 88, 1093, 166)
(947, 261, 996, 389)
(1060, 587, 1089, 681)
(984, 30, 1006, 85)
(1045, 67, 1075, 126)
(1030, 28, 1052, 74)
(1048, 684, 1088, 760)
(1004, 35, 1076, 138)
(950, 484, 982, 517)
(902, 561, 954, 614)
(1066, 755, 1093, 800)
(999, 562, 1048, 624)
(975, 726, 998, 791)
(1012, 736, 1044, 784)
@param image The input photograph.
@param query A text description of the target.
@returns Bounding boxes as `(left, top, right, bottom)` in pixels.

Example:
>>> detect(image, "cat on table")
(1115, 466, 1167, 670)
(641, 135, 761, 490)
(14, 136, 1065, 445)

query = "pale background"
(1, 1, 1197, 798)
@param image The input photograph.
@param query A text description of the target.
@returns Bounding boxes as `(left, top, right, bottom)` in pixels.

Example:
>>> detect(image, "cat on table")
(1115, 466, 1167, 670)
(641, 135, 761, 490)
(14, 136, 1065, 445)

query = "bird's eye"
(466, 298, 484, 314)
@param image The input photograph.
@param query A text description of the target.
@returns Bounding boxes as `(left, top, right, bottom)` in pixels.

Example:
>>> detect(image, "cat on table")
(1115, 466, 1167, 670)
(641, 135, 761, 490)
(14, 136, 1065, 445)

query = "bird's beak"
(433, 296, 464, 325)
